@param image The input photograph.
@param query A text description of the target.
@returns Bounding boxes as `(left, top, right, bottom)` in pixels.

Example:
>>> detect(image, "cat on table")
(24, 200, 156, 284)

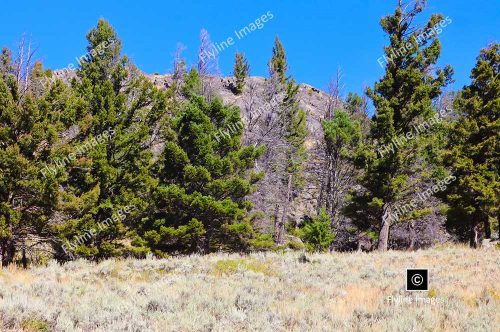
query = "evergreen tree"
(319, 108, 363, 226)
(56, 19, 165, 260)
(268, 36, 288, 85)
(349, 1, 453, 250)
(233, 52, 249, 94)
(0, 48, 13, 78)
(299, 208, 335, 252)
(260, 38, 308, 245)
(317, 88, 367, 249)
(0, 55, 61, 266)
(134, 71, 264, 255)
(181, 67, 202, 99)
(444, 43, 500, 246)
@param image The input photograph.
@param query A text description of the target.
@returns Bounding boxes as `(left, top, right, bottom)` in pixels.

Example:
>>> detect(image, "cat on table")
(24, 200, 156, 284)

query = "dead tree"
(171, 43, 186, 97)
(197, 29, 219, 101)
(13, 33, 38, 99)
(317, 69, 347, 223)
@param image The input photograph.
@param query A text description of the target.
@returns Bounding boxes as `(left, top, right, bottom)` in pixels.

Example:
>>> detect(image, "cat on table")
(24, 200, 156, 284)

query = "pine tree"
(56, 19, 164, 260)
(319, 108, 363, 226)
(444, 43, 499, 246)
(133, 70, 264, 255)
(277, 78, 307, 244)
(264, 37, 307, 245)
(349, 1, 453, 250)
(0, 54, 61, 267)
(269, 36, 288, 85)
(233, 52, 249, 94)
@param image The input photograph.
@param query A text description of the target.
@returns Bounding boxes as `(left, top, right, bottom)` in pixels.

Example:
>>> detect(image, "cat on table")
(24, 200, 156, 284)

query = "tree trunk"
(1, 243, 15, 267)
(22, 248, 27, 269)
(1, 245, 5, 267)
(470, 221, 480, 248)
(378, 203, 392, 251)
(483, 214, 491, 239)
(317, 161, 327, 214)
(276, 174, 293, 246)
(274, 203, 284, 245)
(408, 220, 416, 251)
(197, 226, 212, 254)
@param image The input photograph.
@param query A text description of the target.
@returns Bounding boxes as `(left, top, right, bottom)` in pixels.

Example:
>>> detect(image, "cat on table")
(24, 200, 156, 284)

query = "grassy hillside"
(0, 246, 499, 331)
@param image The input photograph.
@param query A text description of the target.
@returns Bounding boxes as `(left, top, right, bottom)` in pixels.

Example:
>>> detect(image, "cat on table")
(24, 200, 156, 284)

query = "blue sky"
(1, 0, 498, 98)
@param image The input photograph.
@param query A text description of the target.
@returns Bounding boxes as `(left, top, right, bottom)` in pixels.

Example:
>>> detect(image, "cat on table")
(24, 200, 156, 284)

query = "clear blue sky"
(1, 0, 498, 98)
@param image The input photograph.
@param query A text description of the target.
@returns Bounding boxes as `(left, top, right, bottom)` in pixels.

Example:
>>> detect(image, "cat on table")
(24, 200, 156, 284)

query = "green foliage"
(55, 19, 163, 260)
(181, 67, 201, 98)
(444, 43, 499, 241)
(269, 38, 308, 189)
(212, 258, 272, 276)
(298, 209, 335, 252)
(348, 3, 452, 249)
(21, 319, 49, 332)
(320, 108, 364, 222)
(322, 109, 362, 160)
(134, 86, 263, 254)
(269, 36, 288, 85)
(262, 37, 308, 247)
(0, 18, 264, 261)
(287, 238, 305, 250)
(282, 79, 307, 185)
(0, 58, 62, 265)
(1, 11, 497, 262)
(233, 52, 249, 94)
(248, 233, 275, 251)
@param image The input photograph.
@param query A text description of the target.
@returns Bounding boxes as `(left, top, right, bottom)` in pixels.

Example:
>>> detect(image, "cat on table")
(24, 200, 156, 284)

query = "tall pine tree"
(266, 36, 307, 245)
(444, 43, 499, 246)
(349, 1, 453, 250)
(56, 19, 165, 260)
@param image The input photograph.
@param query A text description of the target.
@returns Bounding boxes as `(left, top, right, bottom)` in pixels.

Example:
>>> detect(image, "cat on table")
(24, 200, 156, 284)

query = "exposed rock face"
(148, 74, 330, 227)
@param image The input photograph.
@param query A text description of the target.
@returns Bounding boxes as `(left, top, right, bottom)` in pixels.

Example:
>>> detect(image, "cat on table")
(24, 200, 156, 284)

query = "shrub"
(212, 258, 272, 276)
(248, 233, 275, 251)
(21, 319, 49, 332)
(287, 239, 305, 250)
(299, 208, 335, 252)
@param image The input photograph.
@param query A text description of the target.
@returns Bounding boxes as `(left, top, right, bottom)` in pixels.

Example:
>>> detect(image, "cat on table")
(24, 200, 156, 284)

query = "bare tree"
(173, 43, 186, 79)
(325, 68, 344, 120)
(12, 33, 38, 99)
(242, 75, 291, 240)
(197, 29, 219, 101)
(242, 80, 262, 136)
(171, 43, 186, 97)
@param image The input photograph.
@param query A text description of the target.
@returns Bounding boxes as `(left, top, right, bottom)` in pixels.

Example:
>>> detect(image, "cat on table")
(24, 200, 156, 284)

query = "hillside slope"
(148, 74, 332, 223)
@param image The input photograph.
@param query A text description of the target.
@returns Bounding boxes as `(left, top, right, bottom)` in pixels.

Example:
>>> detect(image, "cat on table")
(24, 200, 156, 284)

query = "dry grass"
(0, 246, 498, 331)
